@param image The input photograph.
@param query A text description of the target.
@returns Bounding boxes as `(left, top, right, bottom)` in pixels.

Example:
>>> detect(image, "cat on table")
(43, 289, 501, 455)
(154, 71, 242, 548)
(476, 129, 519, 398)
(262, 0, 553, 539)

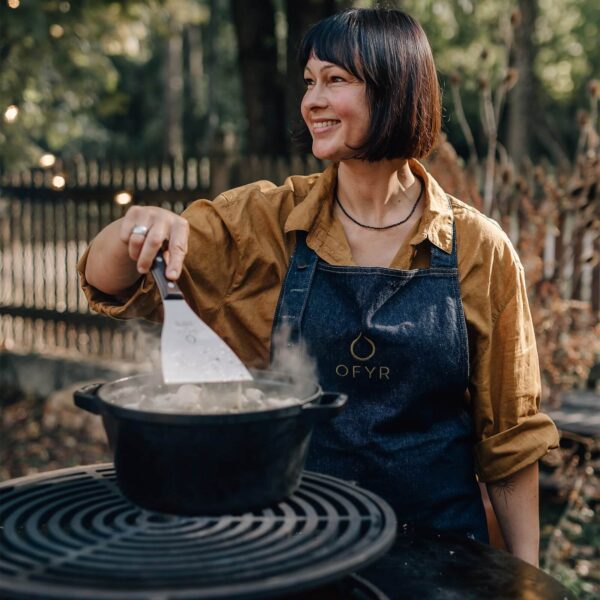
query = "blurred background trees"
(1, 0, 599, 171)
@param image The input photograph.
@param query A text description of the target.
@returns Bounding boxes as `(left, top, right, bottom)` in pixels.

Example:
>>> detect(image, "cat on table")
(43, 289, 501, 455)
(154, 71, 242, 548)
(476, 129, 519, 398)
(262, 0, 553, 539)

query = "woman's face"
(301, 56, 369, 162)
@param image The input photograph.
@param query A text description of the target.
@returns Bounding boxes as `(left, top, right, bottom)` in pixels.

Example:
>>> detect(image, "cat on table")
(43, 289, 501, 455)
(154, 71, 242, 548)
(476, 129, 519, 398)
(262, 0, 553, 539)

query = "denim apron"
(271, 215, 489, 542)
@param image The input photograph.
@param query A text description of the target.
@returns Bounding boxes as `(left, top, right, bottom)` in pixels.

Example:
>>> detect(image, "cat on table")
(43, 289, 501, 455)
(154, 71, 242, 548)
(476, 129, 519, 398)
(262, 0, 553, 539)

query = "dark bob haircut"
(294, 8, 441, 161)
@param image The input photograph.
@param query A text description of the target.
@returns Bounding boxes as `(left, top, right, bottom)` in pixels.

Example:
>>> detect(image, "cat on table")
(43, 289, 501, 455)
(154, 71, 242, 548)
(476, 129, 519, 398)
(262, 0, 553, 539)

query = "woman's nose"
(303, 84, 328, 110)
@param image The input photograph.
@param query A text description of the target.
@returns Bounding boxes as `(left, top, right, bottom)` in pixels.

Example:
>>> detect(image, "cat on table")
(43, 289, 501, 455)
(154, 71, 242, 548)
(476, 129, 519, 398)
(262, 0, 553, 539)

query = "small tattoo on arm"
(492, 477, 516, 506)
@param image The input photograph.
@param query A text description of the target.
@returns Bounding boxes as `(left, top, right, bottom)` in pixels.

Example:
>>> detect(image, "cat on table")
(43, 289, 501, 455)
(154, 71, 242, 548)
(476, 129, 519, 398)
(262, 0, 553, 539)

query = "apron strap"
(270, 231, 319, 357)
(429, 196, 458, 269)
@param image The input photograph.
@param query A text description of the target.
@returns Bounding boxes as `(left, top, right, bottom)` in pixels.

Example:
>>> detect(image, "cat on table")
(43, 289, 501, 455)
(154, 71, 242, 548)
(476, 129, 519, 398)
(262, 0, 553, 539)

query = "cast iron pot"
(74, 370, 346, 515)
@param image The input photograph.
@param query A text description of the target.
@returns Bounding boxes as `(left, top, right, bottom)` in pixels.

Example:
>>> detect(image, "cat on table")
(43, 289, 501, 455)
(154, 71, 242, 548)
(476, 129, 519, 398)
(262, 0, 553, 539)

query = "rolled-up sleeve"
(77, 245, 162, 320)
(471, 266, 560, 483)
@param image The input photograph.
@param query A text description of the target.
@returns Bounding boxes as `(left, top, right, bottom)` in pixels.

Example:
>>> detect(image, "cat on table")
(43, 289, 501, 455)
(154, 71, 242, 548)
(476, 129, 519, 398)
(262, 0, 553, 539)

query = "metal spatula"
(151, 250, 253, 384)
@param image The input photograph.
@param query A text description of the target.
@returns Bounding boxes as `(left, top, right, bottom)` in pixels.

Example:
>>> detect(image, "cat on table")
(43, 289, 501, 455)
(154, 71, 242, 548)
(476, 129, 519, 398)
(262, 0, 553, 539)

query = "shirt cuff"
(474, 412, 560, 483)
(77, 245, 162, 321)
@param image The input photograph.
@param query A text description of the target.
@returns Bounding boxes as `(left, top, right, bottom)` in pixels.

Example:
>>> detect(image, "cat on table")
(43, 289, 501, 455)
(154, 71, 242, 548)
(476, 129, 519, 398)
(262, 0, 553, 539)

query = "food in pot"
(107, 383, 301, 414)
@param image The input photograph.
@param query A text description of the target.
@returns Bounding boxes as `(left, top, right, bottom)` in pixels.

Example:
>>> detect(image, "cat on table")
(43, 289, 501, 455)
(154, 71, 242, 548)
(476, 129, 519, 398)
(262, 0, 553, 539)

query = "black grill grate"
(0, 464, 395, 599)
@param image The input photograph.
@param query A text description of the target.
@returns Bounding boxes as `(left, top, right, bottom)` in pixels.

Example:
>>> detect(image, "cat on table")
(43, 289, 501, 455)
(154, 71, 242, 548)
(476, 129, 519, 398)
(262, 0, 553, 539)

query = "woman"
(79, 8, 559, 565)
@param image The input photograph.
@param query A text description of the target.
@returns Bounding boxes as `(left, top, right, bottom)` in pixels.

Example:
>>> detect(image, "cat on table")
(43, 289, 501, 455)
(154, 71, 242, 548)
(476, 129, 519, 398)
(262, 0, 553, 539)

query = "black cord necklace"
(335, 177, 424, 231)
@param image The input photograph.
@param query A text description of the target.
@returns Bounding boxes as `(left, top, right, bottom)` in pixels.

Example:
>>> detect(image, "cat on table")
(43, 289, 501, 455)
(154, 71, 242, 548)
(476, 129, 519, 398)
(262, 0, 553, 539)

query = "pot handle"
(301, 391, 347, 422)
(73, 383, 104, 415)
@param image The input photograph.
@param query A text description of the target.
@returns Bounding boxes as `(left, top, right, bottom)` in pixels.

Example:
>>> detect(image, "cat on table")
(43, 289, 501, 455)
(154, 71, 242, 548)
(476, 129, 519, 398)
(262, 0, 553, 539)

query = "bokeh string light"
(114, 191, 133, 205)
(3, 105, 19, 123)
(39, 154, 56, 168)
(51, 175, 66, 190)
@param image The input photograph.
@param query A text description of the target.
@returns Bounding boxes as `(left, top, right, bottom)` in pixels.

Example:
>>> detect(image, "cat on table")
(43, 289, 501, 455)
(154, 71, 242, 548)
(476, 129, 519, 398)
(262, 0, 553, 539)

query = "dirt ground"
(0, 383, 112, 481)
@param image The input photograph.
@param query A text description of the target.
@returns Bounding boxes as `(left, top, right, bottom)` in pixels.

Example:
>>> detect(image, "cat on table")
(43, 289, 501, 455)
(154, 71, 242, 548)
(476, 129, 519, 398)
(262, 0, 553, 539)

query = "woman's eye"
(303, 74, 345, 87)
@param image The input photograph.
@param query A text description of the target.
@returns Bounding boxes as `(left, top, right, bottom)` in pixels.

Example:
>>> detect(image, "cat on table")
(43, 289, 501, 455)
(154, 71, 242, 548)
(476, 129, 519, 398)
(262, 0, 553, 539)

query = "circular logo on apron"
(350, 333, 376, 362)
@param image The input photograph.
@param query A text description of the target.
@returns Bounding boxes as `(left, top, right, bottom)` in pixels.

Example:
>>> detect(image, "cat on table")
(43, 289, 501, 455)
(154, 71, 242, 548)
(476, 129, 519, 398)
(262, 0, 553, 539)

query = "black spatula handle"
(150, 250, 184, 300)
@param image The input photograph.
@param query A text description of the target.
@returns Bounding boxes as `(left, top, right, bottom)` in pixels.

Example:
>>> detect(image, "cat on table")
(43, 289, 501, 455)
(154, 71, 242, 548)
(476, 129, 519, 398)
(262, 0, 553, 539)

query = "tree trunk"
(285, 0, 336, 138)
(186, 25, 205, 115)
(231, 0, 287, 155)
(507, 0, 538, 167)
(199, 0, 219, 155)
(163, 21, 184, 161)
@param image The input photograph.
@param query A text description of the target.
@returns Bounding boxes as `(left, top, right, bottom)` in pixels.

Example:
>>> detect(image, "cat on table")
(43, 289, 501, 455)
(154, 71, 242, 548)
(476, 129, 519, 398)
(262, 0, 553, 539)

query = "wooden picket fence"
(0, 153, 597, 366)
(0, 154, 323, 363)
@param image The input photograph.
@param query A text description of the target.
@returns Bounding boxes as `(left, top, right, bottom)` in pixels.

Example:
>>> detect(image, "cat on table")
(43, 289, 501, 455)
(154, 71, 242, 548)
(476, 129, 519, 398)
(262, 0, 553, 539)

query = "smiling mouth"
(312, 120, 340, 130)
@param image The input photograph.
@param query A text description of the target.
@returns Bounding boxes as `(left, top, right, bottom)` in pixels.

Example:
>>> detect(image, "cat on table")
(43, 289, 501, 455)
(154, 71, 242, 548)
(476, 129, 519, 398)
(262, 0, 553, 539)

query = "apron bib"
(271, 214, 488, 542)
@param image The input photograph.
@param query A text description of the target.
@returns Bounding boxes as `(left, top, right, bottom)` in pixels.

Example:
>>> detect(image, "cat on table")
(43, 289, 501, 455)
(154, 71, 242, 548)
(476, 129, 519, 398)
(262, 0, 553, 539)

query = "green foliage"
(535, 0, 599, 99)
(0, 0, 150, 167)
(402, 0, 600, 158)
(0, 0, 598, 170)
(0, 0, 221, 168)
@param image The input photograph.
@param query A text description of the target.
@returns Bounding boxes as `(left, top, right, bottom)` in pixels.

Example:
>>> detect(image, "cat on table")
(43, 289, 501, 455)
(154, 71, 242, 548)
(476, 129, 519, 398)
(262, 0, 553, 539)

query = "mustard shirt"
(78, 160, 559, 483)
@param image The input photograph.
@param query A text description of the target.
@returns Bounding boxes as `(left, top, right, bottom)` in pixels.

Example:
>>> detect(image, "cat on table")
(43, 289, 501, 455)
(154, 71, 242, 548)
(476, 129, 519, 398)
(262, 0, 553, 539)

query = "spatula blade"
(161, 298, 253, 384)
(150, 250, 253, 385)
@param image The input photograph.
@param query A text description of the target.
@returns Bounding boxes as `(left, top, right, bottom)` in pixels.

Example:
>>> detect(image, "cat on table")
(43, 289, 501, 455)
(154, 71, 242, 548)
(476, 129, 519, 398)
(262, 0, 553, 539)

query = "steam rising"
(270, 324, 319, 397)
(126, 320, 161, 372)
(101, 324, 320, 415)
(118, 320, 320, 405)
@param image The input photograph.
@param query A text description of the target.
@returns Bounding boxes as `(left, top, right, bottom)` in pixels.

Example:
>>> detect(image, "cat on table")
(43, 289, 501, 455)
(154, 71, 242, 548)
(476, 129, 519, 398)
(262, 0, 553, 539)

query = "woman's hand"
(120, 206, 190, 280)
(84, 206, 189, 296)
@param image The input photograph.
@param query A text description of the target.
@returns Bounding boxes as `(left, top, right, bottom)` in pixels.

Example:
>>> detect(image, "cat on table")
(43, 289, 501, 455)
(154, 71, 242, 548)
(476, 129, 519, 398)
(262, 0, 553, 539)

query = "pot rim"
(93, 369, 323, 424)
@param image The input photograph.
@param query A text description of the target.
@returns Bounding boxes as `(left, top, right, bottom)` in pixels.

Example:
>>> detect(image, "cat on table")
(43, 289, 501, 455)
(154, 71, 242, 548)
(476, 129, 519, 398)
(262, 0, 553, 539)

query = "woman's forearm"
(85, 218, 142, 295)
(486, 462, 540, 566)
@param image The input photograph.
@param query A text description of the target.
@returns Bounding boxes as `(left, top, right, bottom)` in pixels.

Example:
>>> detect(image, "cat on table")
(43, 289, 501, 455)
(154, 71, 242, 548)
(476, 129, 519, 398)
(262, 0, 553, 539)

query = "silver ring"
(131, 224, 149, 236)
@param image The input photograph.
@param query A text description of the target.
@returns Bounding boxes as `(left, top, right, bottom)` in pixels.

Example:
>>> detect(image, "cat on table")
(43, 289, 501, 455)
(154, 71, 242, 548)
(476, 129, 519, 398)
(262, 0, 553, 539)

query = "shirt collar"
(284, 159, 454, 255)
(284, 162, 338, 234)
(411, 159, 454, 254)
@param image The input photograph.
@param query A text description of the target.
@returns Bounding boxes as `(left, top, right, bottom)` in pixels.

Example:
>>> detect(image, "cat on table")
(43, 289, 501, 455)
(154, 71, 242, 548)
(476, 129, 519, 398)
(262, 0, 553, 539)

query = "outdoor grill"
(0, 463, 577, 600)
(0, 464, 395, 599)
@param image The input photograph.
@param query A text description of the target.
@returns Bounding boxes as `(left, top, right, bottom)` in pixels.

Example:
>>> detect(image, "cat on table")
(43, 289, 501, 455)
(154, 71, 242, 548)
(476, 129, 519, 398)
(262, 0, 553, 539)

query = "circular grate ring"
(0, 464, 396, 599)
